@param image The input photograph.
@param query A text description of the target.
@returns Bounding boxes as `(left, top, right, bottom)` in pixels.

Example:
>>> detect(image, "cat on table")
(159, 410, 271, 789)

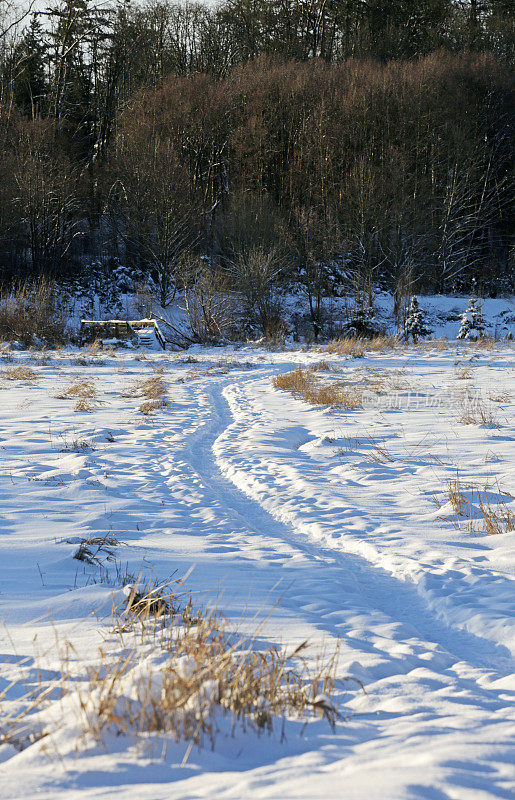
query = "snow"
(0, 339, 514, 799)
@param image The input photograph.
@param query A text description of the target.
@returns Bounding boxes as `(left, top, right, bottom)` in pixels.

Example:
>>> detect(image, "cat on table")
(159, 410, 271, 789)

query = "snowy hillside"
(0, 339, 514, 799)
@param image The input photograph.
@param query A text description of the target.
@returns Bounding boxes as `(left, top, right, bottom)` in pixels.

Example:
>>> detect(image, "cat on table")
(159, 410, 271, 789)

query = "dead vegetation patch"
(73, 535, 120, 565)
(324, 335, 399, 357)
(432, 471, 514, 534)
(56, 379, 96, 399)
(458, 400, 501, 428)
(272, 364, 407, 411)
(55, 378, 98, 412)
(0, 279, 69, 347)
(273, 367, 363, 410)
(2, 365, 38, 382)
(0, 582, 359, 759)
(123, 368, 170, 414)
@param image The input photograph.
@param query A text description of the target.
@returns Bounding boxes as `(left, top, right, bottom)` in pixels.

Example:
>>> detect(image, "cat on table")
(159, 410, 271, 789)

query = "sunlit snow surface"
(0, 342, 514, 799)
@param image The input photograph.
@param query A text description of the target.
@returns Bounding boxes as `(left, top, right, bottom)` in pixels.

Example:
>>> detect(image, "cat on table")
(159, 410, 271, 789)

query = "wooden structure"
(80, 319, 166, 350)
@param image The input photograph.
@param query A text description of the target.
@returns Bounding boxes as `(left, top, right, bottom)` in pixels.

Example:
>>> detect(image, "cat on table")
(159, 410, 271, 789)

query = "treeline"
(0, 0, 513, 306)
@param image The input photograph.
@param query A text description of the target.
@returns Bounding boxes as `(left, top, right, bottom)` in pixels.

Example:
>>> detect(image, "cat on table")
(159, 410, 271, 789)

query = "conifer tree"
(12, 16, 49, 117)
(457, 298, 487, 340)
(404, 296, 432, 342)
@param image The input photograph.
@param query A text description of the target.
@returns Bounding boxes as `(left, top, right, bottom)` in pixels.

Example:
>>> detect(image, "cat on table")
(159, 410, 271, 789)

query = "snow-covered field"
(0, 340, 514, 799)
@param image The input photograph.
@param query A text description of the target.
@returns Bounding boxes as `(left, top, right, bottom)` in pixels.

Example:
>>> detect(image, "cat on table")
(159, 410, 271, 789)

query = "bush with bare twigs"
(0, 280, 69, 347)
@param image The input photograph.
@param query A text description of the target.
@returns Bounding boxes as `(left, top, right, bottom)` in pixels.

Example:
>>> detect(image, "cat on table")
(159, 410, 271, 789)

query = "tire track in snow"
(178, 377, 513, 678)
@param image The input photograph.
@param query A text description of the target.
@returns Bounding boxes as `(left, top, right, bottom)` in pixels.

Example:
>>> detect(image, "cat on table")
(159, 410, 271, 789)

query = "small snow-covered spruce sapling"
(457, 298, 487, 341)
(404, 296, 432, 343)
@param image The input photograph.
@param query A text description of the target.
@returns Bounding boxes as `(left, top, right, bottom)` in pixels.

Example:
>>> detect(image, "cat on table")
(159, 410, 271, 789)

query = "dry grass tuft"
(309, 360, 332, 372)
(273, 367, 311, 394)
(1, 585, 357, 757)
(488, 391, 510, 403)
(73, 535, 120, 565)
(139, 398, 169, 415)
(73, 398, 94, 412)
(324, 335, 398, 357)
(81, 589, 348, 749)
(55, 378, 97, 411)
(367, 443, 395, 464)
(448, 469, 466, 517)
(56, 379, 96, 399)
(273, 367, 362, 410)
(458, 400, 500, 428)
(124, 369, 170, 414)
(423, 338, 449, 351)
(2, 365, 38, 382)
(178, 360, 253, 383)
(477, 491, 515, 535)
(455, 366, 473, 380)
(433, 471, 514, 535)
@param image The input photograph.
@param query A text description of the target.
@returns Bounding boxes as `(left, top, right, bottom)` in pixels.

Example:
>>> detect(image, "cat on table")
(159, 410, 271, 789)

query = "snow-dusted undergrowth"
(0, 339, 514, 799)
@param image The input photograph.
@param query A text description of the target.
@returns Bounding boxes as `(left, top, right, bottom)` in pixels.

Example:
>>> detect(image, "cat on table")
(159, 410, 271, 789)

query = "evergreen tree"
(12, 16, 49, 117)
(457, 298, 487, 340)
(404, 296, 432, 342)
(345, 304, 380, 338)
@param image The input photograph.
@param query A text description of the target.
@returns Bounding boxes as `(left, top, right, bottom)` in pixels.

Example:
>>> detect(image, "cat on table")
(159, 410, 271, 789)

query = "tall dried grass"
(324, 335, 399, 357)
(2, 365, 38, 382)
(1, 585, 355, 758)
(458, 399, 501, 428)
(273, 367, 362, 410)
(476, 488, 515, 535)
(123, 368, 170, 414)
(55, 378, 97, 412)
(433, 471, 514, 534)
(0, 280, 69, 347)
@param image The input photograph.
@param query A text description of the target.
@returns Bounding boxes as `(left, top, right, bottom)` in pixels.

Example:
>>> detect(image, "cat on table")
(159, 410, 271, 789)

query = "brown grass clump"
(448, 470, 466, 517)
(367, 443, 395, 464)
(488, 391, 510, 403)
(2, 365, 38, 382)
(433, 472, 514, 535)
(139, 398, 169, 415)
(476, 491, 515, 535)
(56, 379, 96, 400)
(73, 398, 95, 413)
(458, 400, 500, 428)
(455, 366, 473, 380)
(89, 339, 103, 355)
(55, 378, 97, 411)
(324, 335, 398, 357)
(273, 367, 362, 410)
(82, 613, 343, 751)
(423, 338, 448, 351)
(124, 372, 167, 399)
(273, 367, 312, 394)
(1, 585, 357, 758)
(309, 360, 332, 372)
(124, 369, 170, 414)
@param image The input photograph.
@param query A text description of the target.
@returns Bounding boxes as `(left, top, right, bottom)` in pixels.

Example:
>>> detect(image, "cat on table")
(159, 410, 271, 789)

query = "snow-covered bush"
(404, 296, 432, 343)
(457, 298, 487, 340)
